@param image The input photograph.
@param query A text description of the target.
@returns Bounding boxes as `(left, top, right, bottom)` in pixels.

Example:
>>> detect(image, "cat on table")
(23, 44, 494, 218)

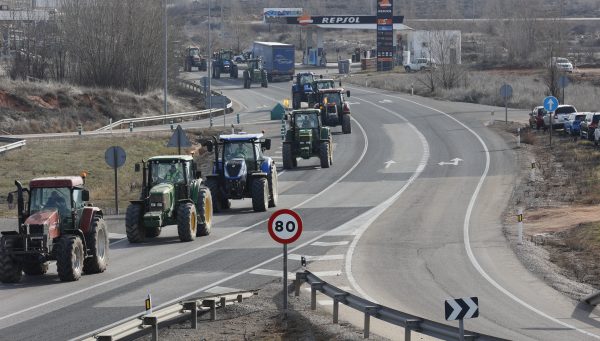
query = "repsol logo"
(320, 16, 361, 24)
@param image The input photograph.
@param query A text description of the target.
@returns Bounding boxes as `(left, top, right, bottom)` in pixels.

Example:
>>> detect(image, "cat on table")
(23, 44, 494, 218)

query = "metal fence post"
(220, 297, 226, 309)
(203, 299, 217, 321)
(183, 301, 198, 329)
(142, 316, 158, 341)
(310, 282, 324, 310)
(364, 306, 379, 339)
(333, 293, 347, 324)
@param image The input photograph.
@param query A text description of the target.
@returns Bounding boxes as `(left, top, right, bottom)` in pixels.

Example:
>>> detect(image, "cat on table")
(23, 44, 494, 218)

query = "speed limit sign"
(268, 209, 303, 244)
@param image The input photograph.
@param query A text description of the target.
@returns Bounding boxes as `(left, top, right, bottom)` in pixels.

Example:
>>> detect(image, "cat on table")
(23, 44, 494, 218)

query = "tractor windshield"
(29, 187, 71, 219)
(248, 60, 259, 69)
(322, 92, 342, 106)
(150, 161, 185, 185)
(223, 142, 255, 161)
(221, 51, 232, 60)
(295, 113, 319, 129)
(315, 80, 335, 90)
(189, 48, 199, 56)
(299, 74, 314, 85)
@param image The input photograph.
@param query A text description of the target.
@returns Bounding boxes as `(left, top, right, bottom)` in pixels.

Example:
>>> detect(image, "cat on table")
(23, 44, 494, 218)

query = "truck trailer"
(252, 41, 295, 82)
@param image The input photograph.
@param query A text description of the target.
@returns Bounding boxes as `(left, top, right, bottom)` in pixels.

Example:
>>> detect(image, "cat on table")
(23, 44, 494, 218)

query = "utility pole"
(163, 0, 168, 122)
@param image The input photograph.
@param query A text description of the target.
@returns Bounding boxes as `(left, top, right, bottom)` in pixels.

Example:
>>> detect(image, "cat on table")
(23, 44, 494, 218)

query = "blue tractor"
(204, 133, 278, 212)
(291, 72, 316, 109)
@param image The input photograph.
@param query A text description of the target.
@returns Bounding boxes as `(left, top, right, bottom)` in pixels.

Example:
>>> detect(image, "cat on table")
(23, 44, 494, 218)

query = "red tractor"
(314, 88, 352, 134)
(0, 175, 109, 283)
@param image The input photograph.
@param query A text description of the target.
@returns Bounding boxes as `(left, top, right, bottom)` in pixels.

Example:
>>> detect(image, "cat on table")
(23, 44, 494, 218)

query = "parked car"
(543, 104, 577, 130)
(529, 106, 547, 130)
(552, 57, 574, 73)
(563, 113, 587, 136)
(404, 58, 437, 72)
(580, 112, 600, 140)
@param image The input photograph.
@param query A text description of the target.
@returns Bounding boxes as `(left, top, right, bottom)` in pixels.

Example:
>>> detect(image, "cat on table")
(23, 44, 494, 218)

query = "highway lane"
(0, 75, 427, 340)
(346, 86, 600, 340)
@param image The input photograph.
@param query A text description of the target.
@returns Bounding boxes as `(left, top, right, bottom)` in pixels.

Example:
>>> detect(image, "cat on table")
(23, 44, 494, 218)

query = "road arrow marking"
(384, 160, 396, 169)
(438, 158, 463, 166)
(378, 99, 393, 103)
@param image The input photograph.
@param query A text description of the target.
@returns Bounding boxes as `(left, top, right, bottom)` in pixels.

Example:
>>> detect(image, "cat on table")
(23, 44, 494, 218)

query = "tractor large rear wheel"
(251, 177, 268, 212)
(342, 114, 351, 134)
(196, 186, 213, 237)
(83, 216, 109, 274)
(56, 235, 84, 282)
(268, 165, 278, 208)
(177, 203, 197, 242)
(205, 177, 223, 212)
(320, 142, 330, 168)
(0, 239, 23, 283)
(261, 70, 268, 88)
(282, 143, 294, 169)
(243, 71, 250, 89)
(125, 204, 145, 243)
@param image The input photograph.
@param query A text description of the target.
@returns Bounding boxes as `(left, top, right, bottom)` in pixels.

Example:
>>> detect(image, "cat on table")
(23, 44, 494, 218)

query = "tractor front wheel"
(177, 203, 197, 242)
(0, 239, 23, 283)
(342, 114, 351, 134)
(251, 177, 268, 212)
(268, 164, 278, 208)
(282, 143, 294, 169)
(320, 142, 331, 168)
(83, 216, 109, 274)
(205, 178, 223, 212)
(125, 204, 145, 243)
(196, 186, 213, 237)
(56, 235, 84, 282)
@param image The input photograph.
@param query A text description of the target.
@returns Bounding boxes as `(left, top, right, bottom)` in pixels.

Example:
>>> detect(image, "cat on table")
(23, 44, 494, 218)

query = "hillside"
(0, 80, 201, 134)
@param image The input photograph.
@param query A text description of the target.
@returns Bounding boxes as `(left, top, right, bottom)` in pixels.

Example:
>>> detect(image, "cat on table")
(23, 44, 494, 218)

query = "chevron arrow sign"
(445, 297, 479, 321)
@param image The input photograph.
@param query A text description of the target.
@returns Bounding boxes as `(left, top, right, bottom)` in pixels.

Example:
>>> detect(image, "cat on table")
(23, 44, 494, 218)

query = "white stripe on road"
(311, 241, 349, 247)
(288, 254, 344, 261)
(249, 269, 295, 278)
(204, 286, 243, 295)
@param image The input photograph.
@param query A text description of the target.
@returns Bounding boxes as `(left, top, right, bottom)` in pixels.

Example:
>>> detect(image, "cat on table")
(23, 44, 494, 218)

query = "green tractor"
(243, 58, 268, 89)
(282, 109, 333, 169)
(125, 155, 213, 243)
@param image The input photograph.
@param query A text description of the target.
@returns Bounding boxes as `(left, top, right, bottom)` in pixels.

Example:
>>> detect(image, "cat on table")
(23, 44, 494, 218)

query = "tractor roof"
(29, 176, 84, 189)
(148, 155, 194, 162)
(318, 88, 345, 93)
(219, 133, 263, 142)
(292, 109, 320, 115)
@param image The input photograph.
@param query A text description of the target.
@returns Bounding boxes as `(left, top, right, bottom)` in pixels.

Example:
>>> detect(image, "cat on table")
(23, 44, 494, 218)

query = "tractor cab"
(291, 72, 317, 109)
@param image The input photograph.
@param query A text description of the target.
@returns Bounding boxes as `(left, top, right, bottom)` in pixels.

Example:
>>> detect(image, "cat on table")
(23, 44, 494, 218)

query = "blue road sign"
(558, 75, 570, 89)
(543, 96, 559, 112)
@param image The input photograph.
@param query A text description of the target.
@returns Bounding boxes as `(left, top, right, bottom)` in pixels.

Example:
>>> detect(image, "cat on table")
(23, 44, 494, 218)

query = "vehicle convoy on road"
(0, 175, 108, 283)
(252, 41, 295, 82)
(283, 109, 333, 169)
(183, 46, 207, 72)
(314, 88, 352, 134)
(242, 58, 268, 89)
(204, 133, 277, 212)
(212, 49, 238, 79)
(125, 155, 213, 243)
(291, 72, 316, 109)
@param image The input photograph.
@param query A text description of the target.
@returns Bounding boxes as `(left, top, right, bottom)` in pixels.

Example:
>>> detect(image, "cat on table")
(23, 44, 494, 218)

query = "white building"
(401, 30, 462, 65)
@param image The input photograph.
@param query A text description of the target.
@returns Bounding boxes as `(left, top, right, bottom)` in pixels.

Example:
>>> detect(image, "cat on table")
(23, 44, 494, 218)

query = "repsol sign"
(321, 16, 361, 24)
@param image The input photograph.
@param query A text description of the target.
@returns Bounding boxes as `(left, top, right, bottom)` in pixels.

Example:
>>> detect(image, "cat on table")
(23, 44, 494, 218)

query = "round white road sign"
(268, 209, 303, 244)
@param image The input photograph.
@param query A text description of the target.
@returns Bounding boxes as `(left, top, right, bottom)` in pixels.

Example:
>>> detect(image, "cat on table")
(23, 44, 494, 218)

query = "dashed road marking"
(289, 254, 344, 261)
(311, 241, 349, 247)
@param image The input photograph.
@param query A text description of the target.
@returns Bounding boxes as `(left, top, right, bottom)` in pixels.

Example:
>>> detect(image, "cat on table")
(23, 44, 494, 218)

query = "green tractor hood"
(298, 129, 313, 159)
(144, 183, 175, 228)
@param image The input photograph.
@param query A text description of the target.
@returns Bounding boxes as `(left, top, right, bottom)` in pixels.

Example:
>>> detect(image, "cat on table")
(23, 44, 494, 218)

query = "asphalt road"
(0, 70, 599, 341)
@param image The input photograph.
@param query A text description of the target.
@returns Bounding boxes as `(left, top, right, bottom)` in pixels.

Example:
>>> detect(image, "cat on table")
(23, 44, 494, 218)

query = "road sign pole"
(518, 208, 524, 245)
(459, 319, 465, 341)
(505, 98, 508, 124)
(177, 128, 181, 155)
(550, 113, 553, 146)
(283, 243, 288, 319)
(113, 151, 119, 215)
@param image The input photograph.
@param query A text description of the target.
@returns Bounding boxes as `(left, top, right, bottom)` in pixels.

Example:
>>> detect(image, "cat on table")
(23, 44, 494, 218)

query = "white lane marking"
(71, 107, 371, 341)
(250, 269, 296, 278)
(344, 96, 430, 304)
(384, 160, 396, 169)
(311, 241, 349, 247)
(311, 271, 342, 277)
(204, 286, 242, 294)
(354, 86, 600, 339)
(108, 233, 126, 239)
(288, 254, 344, 261)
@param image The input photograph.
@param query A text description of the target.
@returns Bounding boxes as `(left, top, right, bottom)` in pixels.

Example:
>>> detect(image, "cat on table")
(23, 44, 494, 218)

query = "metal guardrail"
(584, 291, 600, 306)
(294, 271, 507, 341)
(0, 137, 26, 155)
(84, 290, 257, 341)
